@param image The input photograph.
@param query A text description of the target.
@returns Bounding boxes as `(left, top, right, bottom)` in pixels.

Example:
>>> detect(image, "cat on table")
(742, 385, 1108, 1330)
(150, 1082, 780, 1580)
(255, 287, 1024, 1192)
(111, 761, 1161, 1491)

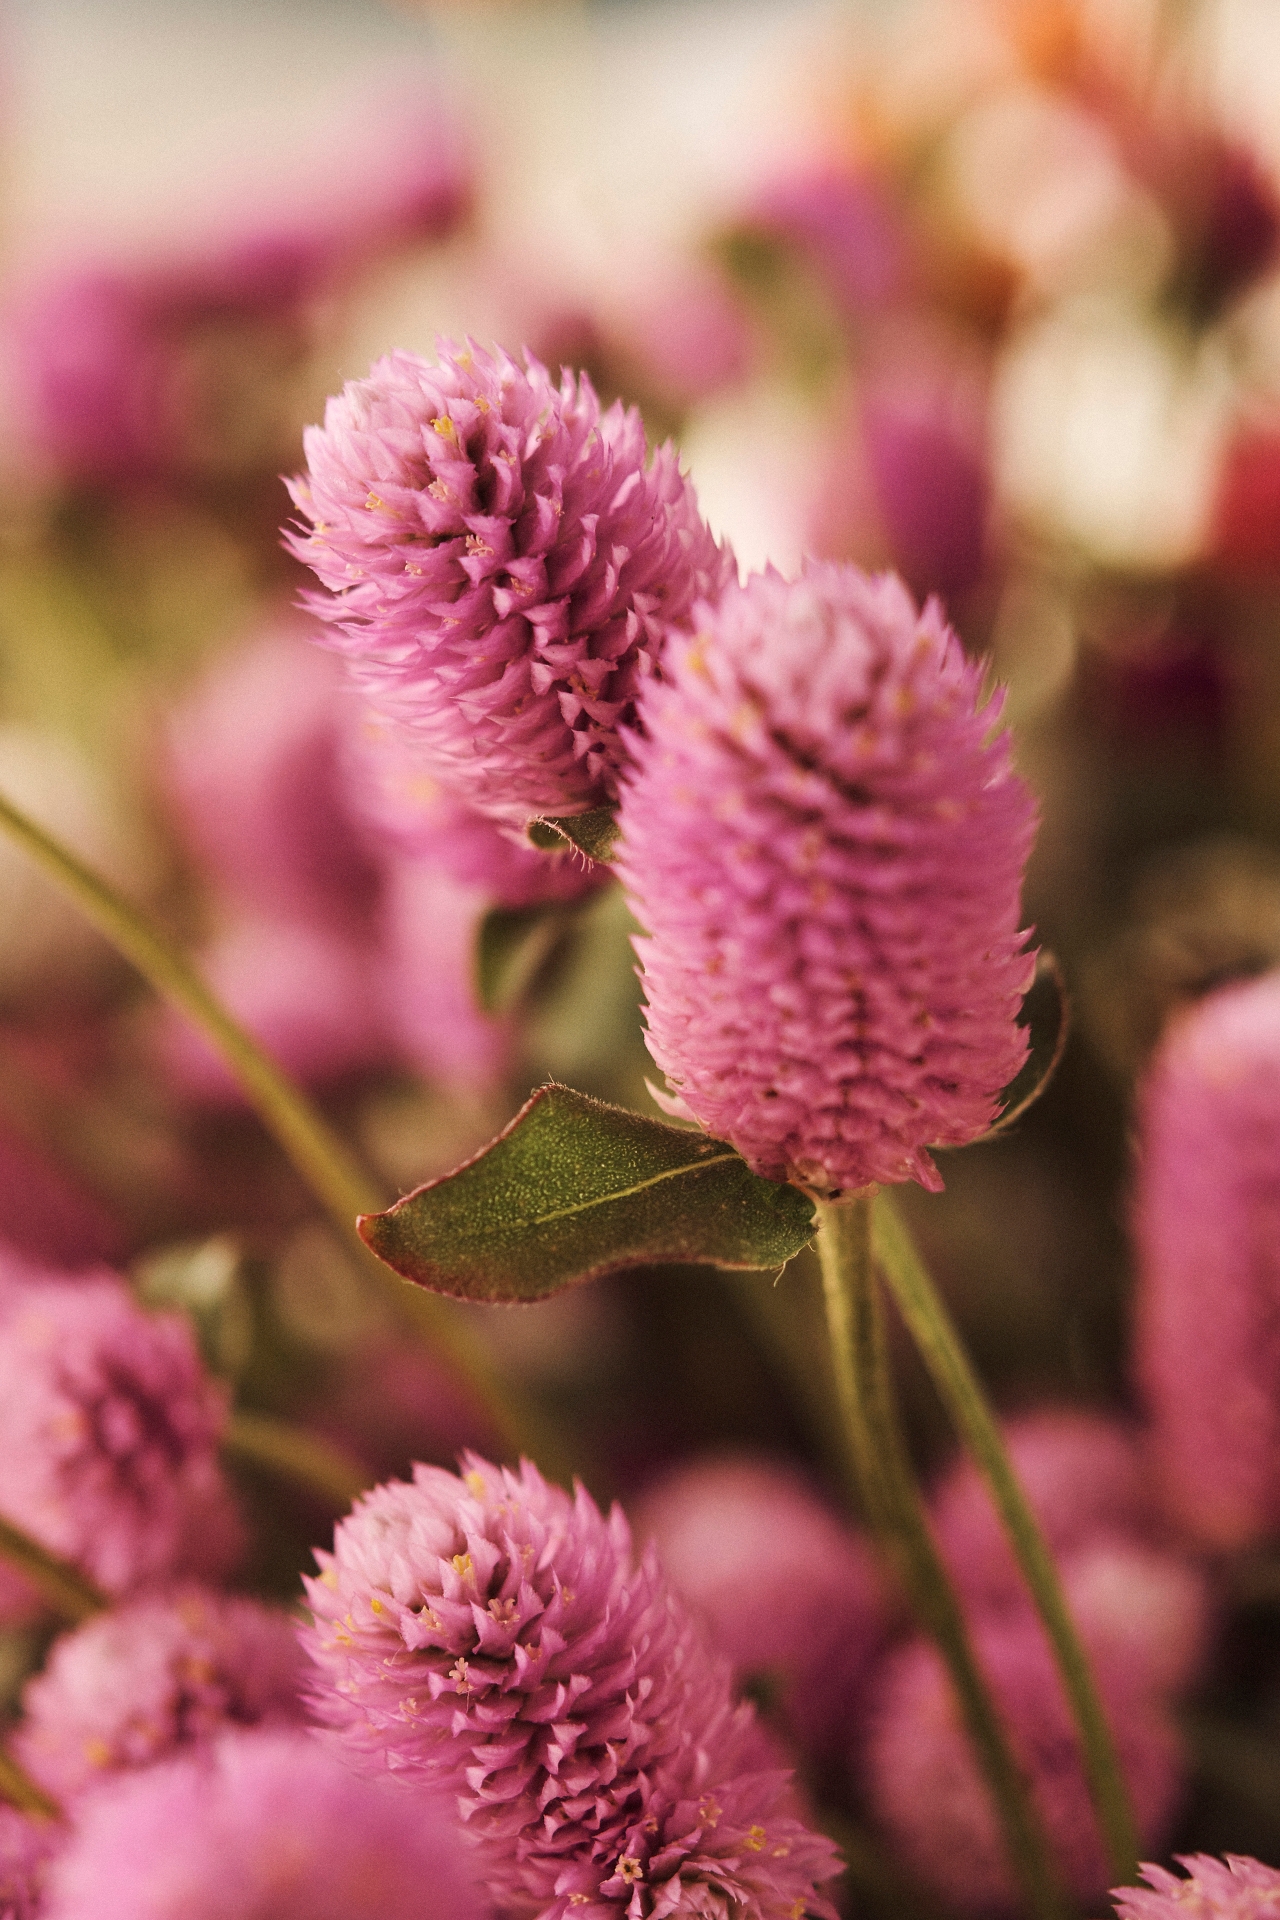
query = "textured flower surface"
(17, 1585, 305, 1799)
(1113, 1856, 1280, 1920)
(0, 1805, 59, 1920)
(615, 562, 1037, 1193)
(42, 1727, 482, 1920)
(865, 1609, 1183, 1912)
(1133, 971, 1280, 1548)
(0, 1273, 240, 1598)
(632, 1452, 891, 1759)
(286, 339, 733, 825)
(302, 1453, 840, 1920)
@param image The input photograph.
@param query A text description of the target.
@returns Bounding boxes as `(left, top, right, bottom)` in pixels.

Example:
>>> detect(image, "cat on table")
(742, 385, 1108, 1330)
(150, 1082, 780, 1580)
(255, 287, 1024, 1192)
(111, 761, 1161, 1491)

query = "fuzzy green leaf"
(358, 1083, 816, 1302)
(527, 807, 619, 863)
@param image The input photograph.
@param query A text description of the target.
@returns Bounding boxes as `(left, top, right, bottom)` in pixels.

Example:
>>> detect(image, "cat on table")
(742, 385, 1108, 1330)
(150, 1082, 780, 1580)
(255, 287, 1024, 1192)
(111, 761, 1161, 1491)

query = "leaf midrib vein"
(525, 1152, 740, 1227)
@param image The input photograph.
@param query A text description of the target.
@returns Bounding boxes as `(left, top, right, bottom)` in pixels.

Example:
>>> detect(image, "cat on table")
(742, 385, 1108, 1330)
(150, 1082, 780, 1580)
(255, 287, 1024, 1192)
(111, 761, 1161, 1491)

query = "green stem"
(0, 1747, 60, 1821)
(815, 1196, 1069, 1920)
(0, 1513, 105, 1623)
(223, 1410, 369, 1511)
(0, 788, 547, 1470)
(873, 1191, 1140, 1885)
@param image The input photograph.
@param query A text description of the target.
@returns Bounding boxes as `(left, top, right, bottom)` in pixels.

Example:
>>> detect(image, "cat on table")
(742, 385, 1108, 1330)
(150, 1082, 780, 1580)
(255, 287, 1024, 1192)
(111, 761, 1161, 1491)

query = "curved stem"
(0, 788, 542, 1469)
(873, 1191, 1140, 1884)
(0, 1747, 60, 1821)
(223, 1410, 369, 1511)
(816, 1197, 1069, 1920)
(0, 1513, 105, 1624)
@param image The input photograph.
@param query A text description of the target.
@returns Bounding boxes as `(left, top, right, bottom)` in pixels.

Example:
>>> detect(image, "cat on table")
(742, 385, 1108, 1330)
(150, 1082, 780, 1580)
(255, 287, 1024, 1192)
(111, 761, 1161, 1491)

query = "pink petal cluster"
(632, 1452, 892, 1759)
(866, 1610, 1183, 1912)
(1114, 1856, 1280, 1920)
(0, 1272, 241, 1604)
(0, 1806, 59, 1920)
(1132, 970, 1280, 1548)
(16, 1585, 305, 1799)
(42, 1728, 482, 1920)
(302, 1453, 841, 1920)
(286, 339, 733, 826)
(615, 562, 1037, 1194)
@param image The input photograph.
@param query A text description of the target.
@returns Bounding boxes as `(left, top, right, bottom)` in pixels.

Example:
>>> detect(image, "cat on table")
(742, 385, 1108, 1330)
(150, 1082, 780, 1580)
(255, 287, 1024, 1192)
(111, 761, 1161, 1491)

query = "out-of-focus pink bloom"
(606, 258, 753, 409)
(865, 1609, 1184, 1912)
(744, 167, 909, 316)
(632, 1452, 891, 1759)
(287, 339, 733, 826)
(0, 1804, 59, 1920)
(1133, 971, 1280, 1550)
(1060, 1539, 1212, 1699)
(306, 1334, 504, 1484)
(1212, 427, 1280, 578)
(343, 714, 603, 909)
(1113, 1854, 1280, 1920)
(164, 618, 380, 933)
(42, 1728, 483, 1920)
(930, 1410, 1157, 1611)
(302, 1453, 841, 1920)
(157, 915, 386, 1104)
(616, 562, 1037, 1195)
(0, 1123, 126, 1269)
(16, 1585, 305, 1800)
(377, 860, 512, 1093)
(0, 1273, 241, 1611)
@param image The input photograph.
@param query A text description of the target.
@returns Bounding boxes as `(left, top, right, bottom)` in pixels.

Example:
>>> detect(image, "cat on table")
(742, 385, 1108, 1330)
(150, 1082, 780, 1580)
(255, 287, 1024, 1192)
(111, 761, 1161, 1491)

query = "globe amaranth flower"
(632, 1452, 892, 1760)
(1132, 970, 1280, 1548)
(0, 1273, 242, 1602)
(302, 1453, 840, 1920)
(286, 338, 733, 827)
(614, 562, 1037, 1194)
(16, 1585, 305, 1799)
(864, 1608, 1183, 1913)
(42, 1728, 482, 1920)
(1114, 1856, 1280, 1920)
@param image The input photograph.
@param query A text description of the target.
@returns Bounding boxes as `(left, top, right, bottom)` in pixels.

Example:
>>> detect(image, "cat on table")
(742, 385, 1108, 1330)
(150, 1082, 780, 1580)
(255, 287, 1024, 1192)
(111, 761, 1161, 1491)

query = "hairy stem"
(873, 1191, 1140, 1883)
(816, 1196, 1069, 1920)
(0, 788, 544, 1469)
(0, 1513, 104, 1623)
(223, 1410, 370, 1510)
(0, 1746, 60, 1821)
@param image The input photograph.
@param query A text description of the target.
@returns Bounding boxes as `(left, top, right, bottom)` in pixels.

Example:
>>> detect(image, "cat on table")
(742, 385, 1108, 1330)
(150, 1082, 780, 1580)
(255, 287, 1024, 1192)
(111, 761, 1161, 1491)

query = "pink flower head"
(632, 1452, 891, 1758)
(42, 1728, 482, 1920)
(1133, 970, 1280, 1548)
(16, 1585, 305, 1800)
(163, 616, 380, 933)
(1114, 1856, 1280, 1920)
(0, 1806, 59, 1920)
(286, 339, 733, 826)
(615, 562, 1037, 1194)
(0, 1273, 241, 1602)
(865, 1610, 1184, 1912)
(343, 713, 604, 909)
(302, 1453, 840, 1920)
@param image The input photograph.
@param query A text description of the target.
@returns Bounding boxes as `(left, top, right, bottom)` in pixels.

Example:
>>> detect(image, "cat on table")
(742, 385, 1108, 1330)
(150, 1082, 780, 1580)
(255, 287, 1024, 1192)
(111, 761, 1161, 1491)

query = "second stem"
(815, 1195, 1069, 1920)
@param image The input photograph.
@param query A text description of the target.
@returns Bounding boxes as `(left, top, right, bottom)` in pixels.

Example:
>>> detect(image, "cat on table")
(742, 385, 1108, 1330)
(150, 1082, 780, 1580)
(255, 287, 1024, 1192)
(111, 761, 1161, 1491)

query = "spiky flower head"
(0, 1273, 241, 1601)
(302, 1453, 840, 1920)
(16, 1585, 305, 1799)
(615, 562, 1037, 1194)
(42, 1728, 482, 1920)
(1113, 1856, 1280, 1920)
(1133, 970, 1280, 1548)
(286, 339, 733, 827)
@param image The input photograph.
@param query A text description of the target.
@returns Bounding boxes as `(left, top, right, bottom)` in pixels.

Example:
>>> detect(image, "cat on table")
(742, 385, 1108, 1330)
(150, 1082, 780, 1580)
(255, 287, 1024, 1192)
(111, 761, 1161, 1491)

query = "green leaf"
(358, 1083, 816, 1302)
(527, 807, 619, 863)
(474, 903, 575, 1016)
